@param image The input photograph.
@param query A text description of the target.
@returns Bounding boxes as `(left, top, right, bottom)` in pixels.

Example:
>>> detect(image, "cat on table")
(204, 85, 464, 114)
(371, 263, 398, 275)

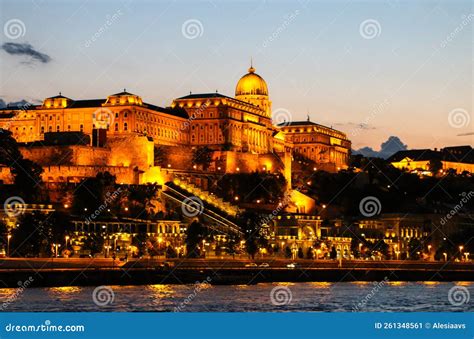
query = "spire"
(248, 57, 255, 73)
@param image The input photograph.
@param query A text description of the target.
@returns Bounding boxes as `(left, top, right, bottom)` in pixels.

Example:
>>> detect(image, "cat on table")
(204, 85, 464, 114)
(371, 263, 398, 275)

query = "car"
(286, 263, 300, 269)
(245, 263, 258, 268)
(259, 263, 270, 268)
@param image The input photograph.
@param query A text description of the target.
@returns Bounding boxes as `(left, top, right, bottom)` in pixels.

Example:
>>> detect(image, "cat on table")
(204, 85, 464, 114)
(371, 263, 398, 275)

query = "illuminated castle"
(0, 64, 351, 186)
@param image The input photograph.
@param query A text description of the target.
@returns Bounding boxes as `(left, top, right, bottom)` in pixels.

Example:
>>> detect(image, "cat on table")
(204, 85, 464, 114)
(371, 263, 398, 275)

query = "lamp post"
(7, 234, 12, 257)
(427, 244, 432, 261)
(65, 235, 69, 248)
(443, 252, 447, 261)
(464, 252, 470, 261)
(459, 245, 464, 260)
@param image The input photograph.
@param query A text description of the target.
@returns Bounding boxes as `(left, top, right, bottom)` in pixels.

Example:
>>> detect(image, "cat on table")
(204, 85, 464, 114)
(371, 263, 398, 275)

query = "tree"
(192, 146, 213, 170)
(83, 234, 105, 257)
(185, 220, 204, 258)
(428, 159, 443, 175)
(0, 130, 44, 200)
(297, 247, 304, 259)
(11, 212, 55, 257)
(225, 236, 239, 259)
(238, 211, 265, 259)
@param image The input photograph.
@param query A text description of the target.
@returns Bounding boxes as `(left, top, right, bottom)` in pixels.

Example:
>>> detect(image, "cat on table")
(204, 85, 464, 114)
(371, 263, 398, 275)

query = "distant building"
(389, 146, 474, 174)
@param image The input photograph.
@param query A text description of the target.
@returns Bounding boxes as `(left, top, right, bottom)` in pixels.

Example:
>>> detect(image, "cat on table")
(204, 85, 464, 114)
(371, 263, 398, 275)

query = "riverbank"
(0, 258, 472, 287)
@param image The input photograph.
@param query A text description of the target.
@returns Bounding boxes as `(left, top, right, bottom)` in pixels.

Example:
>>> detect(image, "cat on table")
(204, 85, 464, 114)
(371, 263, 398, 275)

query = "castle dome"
(235, 65, 268, 97)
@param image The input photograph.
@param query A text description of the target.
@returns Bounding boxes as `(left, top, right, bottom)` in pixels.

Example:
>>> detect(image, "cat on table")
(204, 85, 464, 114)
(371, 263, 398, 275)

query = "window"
(40, 126, 44, 134)
(48, 126, 52, 132)
(124, 122, 128, 131)
(114, 123, 119, 132)
(115, 113, 119, 118)
(80, 124, 84, 132)
(56, 125, 60, 132)
(68, 125, 71, 131)
(124, 112, 128, 118)
(49, 116, 52, 121)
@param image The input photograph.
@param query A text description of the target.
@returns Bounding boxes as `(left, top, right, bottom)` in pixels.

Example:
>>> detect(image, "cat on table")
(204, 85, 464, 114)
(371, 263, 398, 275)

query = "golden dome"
(235, 65, 268, 97)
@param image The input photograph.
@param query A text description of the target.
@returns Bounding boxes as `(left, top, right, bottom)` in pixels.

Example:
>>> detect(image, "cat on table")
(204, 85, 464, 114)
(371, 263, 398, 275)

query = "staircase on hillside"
(162, 179, 243, 237)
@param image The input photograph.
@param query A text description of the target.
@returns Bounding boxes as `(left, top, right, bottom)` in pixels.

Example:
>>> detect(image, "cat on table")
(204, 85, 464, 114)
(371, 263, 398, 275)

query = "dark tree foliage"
(237, 211, 268, 259)
(185, 220, 205, 258)
(72, 171, 118, 214)
(191, 146, 213, 170)
(214, 173, 286, 204)
(0, 129, 44, 200)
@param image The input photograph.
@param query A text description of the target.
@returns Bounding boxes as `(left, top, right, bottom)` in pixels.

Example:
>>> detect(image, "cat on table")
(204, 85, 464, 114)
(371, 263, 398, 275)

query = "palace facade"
(0, 64, 351, 184)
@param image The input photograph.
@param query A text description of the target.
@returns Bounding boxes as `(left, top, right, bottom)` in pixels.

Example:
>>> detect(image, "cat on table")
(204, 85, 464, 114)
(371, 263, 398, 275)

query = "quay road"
(0, 258, 472, 287)
(0, 257, 472, 271)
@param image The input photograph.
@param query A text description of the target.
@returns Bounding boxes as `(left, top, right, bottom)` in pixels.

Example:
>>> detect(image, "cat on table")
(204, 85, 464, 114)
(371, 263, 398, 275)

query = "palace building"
(0, 64, 351, 185)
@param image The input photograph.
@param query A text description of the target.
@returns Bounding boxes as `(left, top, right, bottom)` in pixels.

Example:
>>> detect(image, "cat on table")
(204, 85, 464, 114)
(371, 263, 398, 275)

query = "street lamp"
(65, 235, 69, 248)
(464, 252, 470, 261)
(443, 252, 447, 261)
(7, 234, 12, 257)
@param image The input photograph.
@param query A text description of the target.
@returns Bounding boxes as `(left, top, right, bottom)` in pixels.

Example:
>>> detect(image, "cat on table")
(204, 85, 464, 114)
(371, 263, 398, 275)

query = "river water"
(0, 282, 472, 312)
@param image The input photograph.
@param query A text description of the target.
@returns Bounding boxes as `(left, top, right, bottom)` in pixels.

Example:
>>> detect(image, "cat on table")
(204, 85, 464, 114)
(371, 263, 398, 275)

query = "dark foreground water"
(0, 282, 472, 312)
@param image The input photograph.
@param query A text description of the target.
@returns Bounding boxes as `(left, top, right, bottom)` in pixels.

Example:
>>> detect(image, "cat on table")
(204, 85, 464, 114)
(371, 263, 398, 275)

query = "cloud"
(353, 136, 408, 159)
(1, 42, 51, 64)
(457, 132, 474, 136)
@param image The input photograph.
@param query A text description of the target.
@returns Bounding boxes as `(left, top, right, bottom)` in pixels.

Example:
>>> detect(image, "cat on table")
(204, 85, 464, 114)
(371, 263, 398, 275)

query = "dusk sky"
(0, 0, 472, 151)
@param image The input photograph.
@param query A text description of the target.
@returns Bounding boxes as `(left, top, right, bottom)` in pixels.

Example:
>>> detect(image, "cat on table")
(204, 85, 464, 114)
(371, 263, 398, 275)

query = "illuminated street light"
(464, 252, 470, 261)
(443, 252, 447, 261)
(65, 235, 69, 248)
(7, 234, 12, 257)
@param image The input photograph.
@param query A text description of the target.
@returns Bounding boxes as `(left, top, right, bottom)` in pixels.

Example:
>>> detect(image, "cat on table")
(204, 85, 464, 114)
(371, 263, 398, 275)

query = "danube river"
(0, 282, 472, 312)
